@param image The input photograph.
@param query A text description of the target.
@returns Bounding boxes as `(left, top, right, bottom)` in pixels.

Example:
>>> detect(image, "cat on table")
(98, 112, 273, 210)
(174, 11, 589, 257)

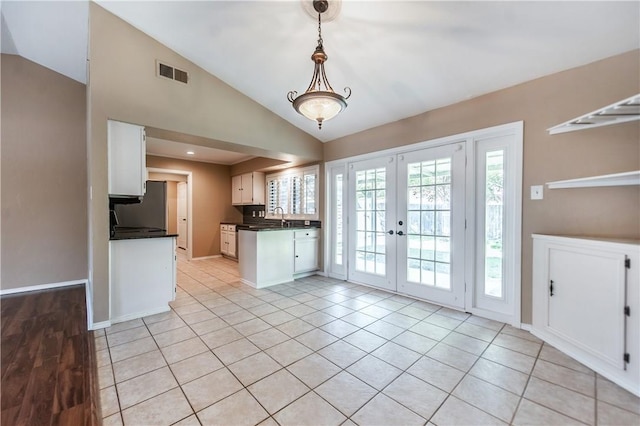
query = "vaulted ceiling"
(2, 1, 638, 143)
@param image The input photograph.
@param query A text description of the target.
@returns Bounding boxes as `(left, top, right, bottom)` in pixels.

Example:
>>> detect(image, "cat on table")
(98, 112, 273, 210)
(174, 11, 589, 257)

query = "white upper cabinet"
(232, 172, 265, 205)
(108, 120, 146, 197)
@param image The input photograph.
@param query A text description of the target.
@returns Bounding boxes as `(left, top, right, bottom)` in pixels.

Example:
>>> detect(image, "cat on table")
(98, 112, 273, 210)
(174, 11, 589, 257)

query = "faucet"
(273, 206, 286, 228)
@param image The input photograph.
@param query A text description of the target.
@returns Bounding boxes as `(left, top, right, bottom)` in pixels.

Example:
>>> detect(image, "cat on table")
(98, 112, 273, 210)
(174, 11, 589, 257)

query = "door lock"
(387, 230, 394, 235)
(397, 231, 404, 236)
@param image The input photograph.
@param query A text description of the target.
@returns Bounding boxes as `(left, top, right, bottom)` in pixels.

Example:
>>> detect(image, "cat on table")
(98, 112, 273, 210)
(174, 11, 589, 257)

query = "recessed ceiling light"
(186, 151, 195, 155)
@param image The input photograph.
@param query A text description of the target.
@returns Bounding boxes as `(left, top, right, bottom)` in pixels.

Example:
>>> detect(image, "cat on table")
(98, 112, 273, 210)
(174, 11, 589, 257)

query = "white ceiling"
(146, 137, 255, 165)
(2, 1, 639, 144)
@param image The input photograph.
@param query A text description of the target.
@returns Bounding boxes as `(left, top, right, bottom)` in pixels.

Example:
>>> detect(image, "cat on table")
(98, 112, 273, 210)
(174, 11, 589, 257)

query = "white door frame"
(147, 167, 193, 261)
(325, 121, 523, 327)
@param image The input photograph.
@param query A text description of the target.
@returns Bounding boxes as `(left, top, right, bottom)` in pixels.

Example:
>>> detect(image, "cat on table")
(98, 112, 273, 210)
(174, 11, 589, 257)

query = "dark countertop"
(237, 224, 320, 232)
(110, 227, 179, 241)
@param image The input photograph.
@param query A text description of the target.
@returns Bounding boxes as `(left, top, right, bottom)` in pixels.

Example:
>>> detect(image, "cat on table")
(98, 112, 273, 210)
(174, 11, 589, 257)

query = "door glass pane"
(335, 174, 343, 265)
(485, 150, 505, 298)
(355, 168, 387, 276)
(406, 157, 453, 289)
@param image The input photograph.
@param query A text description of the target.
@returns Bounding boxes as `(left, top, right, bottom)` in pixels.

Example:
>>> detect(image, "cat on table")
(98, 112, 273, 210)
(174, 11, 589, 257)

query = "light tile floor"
(96, 256, 640, 425)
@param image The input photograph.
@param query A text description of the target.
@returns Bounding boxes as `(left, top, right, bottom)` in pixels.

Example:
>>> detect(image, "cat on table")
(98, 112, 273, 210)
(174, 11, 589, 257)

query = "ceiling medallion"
(287, 0, 351, 130)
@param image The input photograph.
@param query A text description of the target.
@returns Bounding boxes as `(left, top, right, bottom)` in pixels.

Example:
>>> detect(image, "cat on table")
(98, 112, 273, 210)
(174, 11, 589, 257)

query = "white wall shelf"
(547, 94, 640, 135)
(547, 170, 640, 189)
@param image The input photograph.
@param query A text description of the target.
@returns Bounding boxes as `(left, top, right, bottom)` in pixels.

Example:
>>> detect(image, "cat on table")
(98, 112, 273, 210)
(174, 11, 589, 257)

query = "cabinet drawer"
(221, 224, 229, 231)
(294, 229, 318, 239)
(227, 225, 236, 232)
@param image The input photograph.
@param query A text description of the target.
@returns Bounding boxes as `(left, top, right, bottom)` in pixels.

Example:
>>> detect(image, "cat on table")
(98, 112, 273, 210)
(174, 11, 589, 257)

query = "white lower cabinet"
(532, 234, 639, 396)
(294, 229, 319, 274)
(220, 224, 237, 258)
(238, 229, 294, 288)
(238, 228, 320, 288)
(110, 237, 177, 323)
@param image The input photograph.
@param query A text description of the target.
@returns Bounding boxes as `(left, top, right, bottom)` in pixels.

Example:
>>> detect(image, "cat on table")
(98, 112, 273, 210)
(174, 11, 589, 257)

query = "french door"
(347, 143, 466, 308)
(347, 156, 397, 291)
(330, 122, 523, 323)
(397, 143, 466, 308)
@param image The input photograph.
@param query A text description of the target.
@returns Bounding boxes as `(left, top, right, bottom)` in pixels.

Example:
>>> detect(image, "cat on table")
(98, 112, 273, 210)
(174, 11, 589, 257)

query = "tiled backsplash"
(242, 205, 321, 228)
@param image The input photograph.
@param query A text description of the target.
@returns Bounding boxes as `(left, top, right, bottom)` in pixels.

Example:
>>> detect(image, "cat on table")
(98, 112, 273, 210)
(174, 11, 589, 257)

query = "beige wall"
(88, 3, 322, 323)
(325, 50, 640, 324)
(1, 54, 88, 290)
(146, 156, 241, 257)
(166, 181, 178, 234)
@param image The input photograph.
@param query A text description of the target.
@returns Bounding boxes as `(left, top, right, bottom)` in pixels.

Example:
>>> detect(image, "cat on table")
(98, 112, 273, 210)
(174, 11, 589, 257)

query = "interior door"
(348, 156, 397, 291)
(177, 182, 188, 249)
(396, 143, 466, 308)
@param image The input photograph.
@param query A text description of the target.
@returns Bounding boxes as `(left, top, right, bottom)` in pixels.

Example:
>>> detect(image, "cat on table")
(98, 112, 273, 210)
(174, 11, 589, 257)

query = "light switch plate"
(531, 185, 544, 200)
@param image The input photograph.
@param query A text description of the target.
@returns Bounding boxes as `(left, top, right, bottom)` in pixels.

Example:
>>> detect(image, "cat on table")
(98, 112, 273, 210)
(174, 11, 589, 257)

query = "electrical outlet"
(531, 185, 544, 200)
(304, 220, 310, 226)
(252, 211, 256, 217)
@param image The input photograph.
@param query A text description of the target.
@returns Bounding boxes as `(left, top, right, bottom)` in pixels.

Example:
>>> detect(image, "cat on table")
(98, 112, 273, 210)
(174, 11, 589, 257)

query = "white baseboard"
(90, 320, 112, 330)
(520, 323, 532, 331)
(110, 306, 170, 325)
(191, 255, 221, 261)
(0, 279, 87, 296)
(240, 278, 257, 288)
(85, 280, 93, 330)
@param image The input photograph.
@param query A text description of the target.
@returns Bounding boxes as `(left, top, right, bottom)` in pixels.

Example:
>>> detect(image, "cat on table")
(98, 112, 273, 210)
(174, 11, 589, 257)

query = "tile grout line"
(100, 257, 637, 426)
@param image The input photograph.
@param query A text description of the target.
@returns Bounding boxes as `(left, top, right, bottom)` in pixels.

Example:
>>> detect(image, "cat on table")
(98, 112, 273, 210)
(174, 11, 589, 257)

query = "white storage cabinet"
(294, 229, 319, 274)
(532, 234, 639, 396)
(232, 172, 265, 205)
(110, 237, 177, 323)
(220, 224, 237, 259)
(108, 120, 146, 197)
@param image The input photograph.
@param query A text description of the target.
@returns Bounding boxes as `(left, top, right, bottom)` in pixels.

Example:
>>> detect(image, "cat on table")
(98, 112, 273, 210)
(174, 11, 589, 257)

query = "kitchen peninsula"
(238, 226, 319, 288)
(110, 227, 178, 323)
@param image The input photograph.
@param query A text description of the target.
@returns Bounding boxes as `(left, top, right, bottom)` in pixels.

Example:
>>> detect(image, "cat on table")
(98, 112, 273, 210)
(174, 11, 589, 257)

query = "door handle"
(397, 231, 404, 236)
(549, 280, 554, 297)
(387, 230, 394, 235)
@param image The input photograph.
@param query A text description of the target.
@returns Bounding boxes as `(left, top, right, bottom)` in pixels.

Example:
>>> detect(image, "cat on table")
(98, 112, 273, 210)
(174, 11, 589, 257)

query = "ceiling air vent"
(156, 60, 189, 84)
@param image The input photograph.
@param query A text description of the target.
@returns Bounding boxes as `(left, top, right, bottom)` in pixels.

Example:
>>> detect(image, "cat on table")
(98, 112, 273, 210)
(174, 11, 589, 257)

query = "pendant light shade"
(287, 0, 351, 129)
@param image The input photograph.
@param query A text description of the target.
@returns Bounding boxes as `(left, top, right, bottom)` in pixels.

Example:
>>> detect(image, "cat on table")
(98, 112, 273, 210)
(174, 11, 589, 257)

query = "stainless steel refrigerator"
(114, 181, 167, 230)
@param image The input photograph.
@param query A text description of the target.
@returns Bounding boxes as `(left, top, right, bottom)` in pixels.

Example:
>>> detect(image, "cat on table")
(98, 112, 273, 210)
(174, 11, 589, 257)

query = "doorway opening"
(147, 167, 193, 260)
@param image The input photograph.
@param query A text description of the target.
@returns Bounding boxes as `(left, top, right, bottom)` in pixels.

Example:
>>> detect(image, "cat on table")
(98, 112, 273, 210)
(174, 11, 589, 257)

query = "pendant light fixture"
(288, 0, 351, 130)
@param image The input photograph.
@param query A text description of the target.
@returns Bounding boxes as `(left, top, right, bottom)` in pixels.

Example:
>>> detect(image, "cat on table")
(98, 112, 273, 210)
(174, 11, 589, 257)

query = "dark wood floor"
(1, 285, 99, 425)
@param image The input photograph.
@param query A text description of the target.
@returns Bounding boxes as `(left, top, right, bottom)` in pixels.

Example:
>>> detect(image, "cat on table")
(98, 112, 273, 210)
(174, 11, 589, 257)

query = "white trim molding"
(90, 320, 112, 330)
(146, 167, 194, 261)
(191, 255, 222, 261)
(0, 279, 87, 296)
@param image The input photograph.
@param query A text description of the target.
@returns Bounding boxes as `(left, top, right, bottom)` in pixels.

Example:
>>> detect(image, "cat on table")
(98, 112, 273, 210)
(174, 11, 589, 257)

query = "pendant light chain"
(317, 12, 323, 47)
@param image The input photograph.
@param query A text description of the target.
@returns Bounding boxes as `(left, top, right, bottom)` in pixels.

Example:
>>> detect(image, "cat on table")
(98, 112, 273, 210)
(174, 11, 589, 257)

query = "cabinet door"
(548, 245, 626, 369)
(228, 232, 237, 258)
(108, 120, 146, 196)
(232, 175, 243, 205)
(220, 227, 228, 255)
(295, 238, 318, 273)
(240, 173, 254, 204)
(251, 172, 266, 205)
